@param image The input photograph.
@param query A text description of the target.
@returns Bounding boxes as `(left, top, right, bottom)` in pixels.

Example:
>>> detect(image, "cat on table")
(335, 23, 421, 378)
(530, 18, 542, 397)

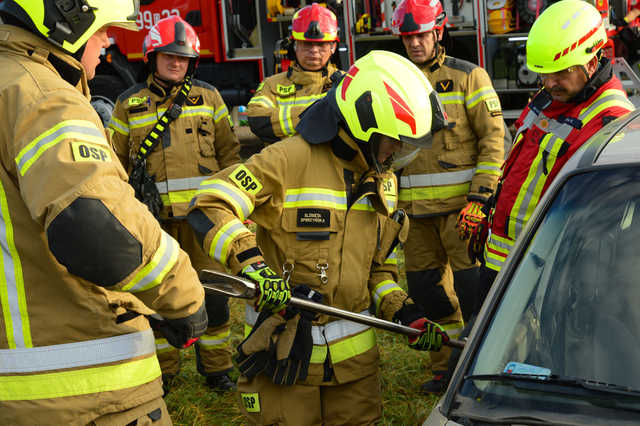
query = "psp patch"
(71, 142, 112, 163)
(241, 392, 261, 413)
(297, 208, 330, 227)
(485, 98, 502, 116)
(276, 84, 296, 96)
(230, 164, 263, 195)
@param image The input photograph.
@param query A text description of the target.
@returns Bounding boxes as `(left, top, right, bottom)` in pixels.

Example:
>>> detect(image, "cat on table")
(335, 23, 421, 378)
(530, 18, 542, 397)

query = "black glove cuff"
(186, 302, 209, 338)
(393, 301, 426, 326)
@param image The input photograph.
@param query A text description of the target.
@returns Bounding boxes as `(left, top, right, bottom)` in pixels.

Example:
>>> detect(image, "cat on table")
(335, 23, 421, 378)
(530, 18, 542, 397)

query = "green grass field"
(165, 249, 441, 425)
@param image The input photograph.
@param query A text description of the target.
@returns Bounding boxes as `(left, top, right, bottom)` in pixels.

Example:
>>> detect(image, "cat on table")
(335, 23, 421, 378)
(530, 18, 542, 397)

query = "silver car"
(425, 109, 640, 425)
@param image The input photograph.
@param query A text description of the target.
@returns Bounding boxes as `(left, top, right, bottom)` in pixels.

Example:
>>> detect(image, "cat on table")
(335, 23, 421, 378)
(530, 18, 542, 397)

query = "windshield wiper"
(466, 373, 640, 400)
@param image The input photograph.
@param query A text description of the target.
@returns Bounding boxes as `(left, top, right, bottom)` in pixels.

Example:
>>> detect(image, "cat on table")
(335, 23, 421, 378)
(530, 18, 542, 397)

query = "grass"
(165, 248, 441, 425)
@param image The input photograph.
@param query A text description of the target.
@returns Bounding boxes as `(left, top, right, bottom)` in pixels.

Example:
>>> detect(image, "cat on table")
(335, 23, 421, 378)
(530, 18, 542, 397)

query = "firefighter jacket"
(247, 62, 342, 143)
(485, 60, 634, 272)
(189, 128, 412, 385)
(109, 74, 240, 220)
(0, 25, 205, 425)
(399, 48, 505, 217)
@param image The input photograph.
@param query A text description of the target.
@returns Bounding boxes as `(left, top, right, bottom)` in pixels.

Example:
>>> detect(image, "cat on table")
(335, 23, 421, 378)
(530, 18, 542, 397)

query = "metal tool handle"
(199, 269, 465, 349)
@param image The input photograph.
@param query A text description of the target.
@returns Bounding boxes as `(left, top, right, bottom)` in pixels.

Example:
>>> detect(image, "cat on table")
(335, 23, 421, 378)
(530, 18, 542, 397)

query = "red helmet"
(391, 0, 448, 36)
(291, 3, 339, 42)
(143, 16, 200, 63)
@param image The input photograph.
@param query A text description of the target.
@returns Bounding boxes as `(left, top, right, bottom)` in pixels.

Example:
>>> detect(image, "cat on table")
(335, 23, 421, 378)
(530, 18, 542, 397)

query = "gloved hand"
(456, 201, 486, 240)
(150, 302, 208, 349)
(468, 215, 489, 264)
(265, 285, 321, 385)
(235, 308, 285, 378)
(393, 301, 449, 352)
(241, 261, 291, 313)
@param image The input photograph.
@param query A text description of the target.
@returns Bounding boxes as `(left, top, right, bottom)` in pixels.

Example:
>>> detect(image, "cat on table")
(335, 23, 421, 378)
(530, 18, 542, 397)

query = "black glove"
(393, 301, 449, 352)
(235, 308, 284, 378)
(151, 302, 208, 349)
(265, 285, 321, 385)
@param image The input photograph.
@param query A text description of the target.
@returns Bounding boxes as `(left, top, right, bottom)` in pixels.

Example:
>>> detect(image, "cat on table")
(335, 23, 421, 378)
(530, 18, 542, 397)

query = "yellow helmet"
(0, 0, 139, 54)
(526, 0, 606, 73)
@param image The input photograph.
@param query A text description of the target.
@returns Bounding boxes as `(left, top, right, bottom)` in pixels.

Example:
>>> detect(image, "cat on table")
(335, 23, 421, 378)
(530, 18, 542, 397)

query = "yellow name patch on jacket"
(71, 142, 112, 163)
(277, 84, 296, 96)
(230, 165, 263, 195)
(128, 96, 148, 106)
(241, 392, 261, 413)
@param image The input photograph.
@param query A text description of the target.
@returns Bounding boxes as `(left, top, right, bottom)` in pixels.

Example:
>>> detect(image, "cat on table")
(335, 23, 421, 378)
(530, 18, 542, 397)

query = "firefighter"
(109, 16, 240, 392)
(187, 50, 450, 425)
(246, 2, 343, 144)
(472, 0, 635, 310)
(0, 1, 208, 424)
(391, 0, 505, 393)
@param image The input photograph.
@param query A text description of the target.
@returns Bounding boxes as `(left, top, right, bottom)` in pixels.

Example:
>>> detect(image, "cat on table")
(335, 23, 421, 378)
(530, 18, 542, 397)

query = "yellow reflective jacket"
(0, 25, 204, 425)
(247, 62, 342, 143)
(399, 48, 505, 216)
(189, 130, 411, 385)
(110, 74, 240, 220)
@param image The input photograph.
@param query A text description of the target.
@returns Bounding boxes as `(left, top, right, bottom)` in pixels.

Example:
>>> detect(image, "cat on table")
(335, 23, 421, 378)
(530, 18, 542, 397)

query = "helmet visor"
(371, 133, 424, 173)
(102, 0, 140, 31)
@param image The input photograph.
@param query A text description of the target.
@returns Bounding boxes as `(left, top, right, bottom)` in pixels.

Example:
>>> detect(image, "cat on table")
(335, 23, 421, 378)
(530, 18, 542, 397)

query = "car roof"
(565, 109, 640, 172)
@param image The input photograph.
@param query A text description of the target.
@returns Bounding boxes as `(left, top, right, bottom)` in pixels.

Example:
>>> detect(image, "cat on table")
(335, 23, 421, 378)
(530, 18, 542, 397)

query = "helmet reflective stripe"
(1, 0, 139, 54)
(526, 0, 606, 73)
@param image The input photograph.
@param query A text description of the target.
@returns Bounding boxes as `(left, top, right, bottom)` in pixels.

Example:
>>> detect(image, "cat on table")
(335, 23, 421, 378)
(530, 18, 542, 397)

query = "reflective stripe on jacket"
(485, 75, 634, 272)
(247, 63, 342, 143)
(0, 25, 204, 424)
(109, 75, 240, 219)
(399, 48, 505, 217)
(190, 130, 410, 384)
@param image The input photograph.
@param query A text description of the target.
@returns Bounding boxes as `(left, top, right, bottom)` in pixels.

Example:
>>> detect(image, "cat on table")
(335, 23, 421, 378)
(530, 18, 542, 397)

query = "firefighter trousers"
(156, 220, 233, 377)
(237, 371, 383, 425)
(89, 395, 171, 425)
(404, 212, 477, 372)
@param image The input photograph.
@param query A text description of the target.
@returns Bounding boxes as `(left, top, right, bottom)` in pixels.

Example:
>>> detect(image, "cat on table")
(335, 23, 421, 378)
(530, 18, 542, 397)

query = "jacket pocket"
(372, 210, 409, 266)
(197, 117, 216, 157)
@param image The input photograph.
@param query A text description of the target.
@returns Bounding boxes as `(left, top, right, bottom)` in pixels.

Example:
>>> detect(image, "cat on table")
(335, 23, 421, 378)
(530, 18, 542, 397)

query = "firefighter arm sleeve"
(465, 67, 505, 204)
(393, 302, 449, 351)
(211, 90, 241, 169)
(13, 87, 204, 322)
(108, 98, 132, 170)
(150, 301, 208, 348)
(188, 142, 289, 273)
(247, 80, 283, 143)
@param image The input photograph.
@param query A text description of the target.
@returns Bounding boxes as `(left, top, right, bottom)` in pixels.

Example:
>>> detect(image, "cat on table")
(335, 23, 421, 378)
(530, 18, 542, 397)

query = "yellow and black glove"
(394, 302, 449, 352)
(241, 261, 291, 313)
(456, 201, 486, 240)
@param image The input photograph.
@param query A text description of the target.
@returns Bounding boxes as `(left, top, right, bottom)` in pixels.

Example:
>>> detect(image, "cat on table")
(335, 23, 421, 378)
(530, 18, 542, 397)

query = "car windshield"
(455, 167, 640, 424)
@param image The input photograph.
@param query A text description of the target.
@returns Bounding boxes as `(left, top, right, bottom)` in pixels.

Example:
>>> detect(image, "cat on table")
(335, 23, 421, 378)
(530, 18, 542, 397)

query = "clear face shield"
(370, 133, 429, 173)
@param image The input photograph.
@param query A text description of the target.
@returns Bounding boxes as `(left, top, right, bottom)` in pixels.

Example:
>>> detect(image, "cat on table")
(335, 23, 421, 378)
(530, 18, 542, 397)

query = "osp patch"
(230, 164, 263, 195)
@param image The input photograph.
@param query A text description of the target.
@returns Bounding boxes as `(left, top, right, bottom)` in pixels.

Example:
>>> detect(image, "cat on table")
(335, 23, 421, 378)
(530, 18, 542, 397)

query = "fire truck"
(90, 0, 640, 123)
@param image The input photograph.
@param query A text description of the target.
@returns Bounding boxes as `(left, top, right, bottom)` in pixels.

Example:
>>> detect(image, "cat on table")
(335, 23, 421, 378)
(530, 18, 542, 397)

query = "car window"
(459, 166, 640, 420)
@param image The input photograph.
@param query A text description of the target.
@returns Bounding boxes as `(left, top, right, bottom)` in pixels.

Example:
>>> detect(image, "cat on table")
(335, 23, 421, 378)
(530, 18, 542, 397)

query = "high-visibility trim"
(0, 180, 30, 350)
(0, 330, 155, 373)
(440, 321, 464, 339)
(438, 92, 464, 105)
(371, 280, 403, 315)
(16, 120, 107, 176)
(277, 93, 326, 135)
(475, 161, 502, 176)
(284, 188, 348, 210)
(197, 329, 231, 349)
(400, 169, 475, 188)
(196, 178, 254, 221)
(248, 96, 275, 109)
(384, 248, 398, 265)
(214, 105, 229, 123)
(351, 196, 376, 212)
(484, 232, 514, 272)
(121, 231, 180, 293)
(209, 219, 251, 265)
(154, 338, 172, 354)
(508, 132, 564, 238)
(155, 176, 210, 203)
(0, 354, 161, 401)
(399, 183, 470, 201)
(578, 89, 634, 123)
(466, 87, 499, 109)
(245, 306, 375, 364)
(129, 113, 158, 129)
(108, 117, 130, 136)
